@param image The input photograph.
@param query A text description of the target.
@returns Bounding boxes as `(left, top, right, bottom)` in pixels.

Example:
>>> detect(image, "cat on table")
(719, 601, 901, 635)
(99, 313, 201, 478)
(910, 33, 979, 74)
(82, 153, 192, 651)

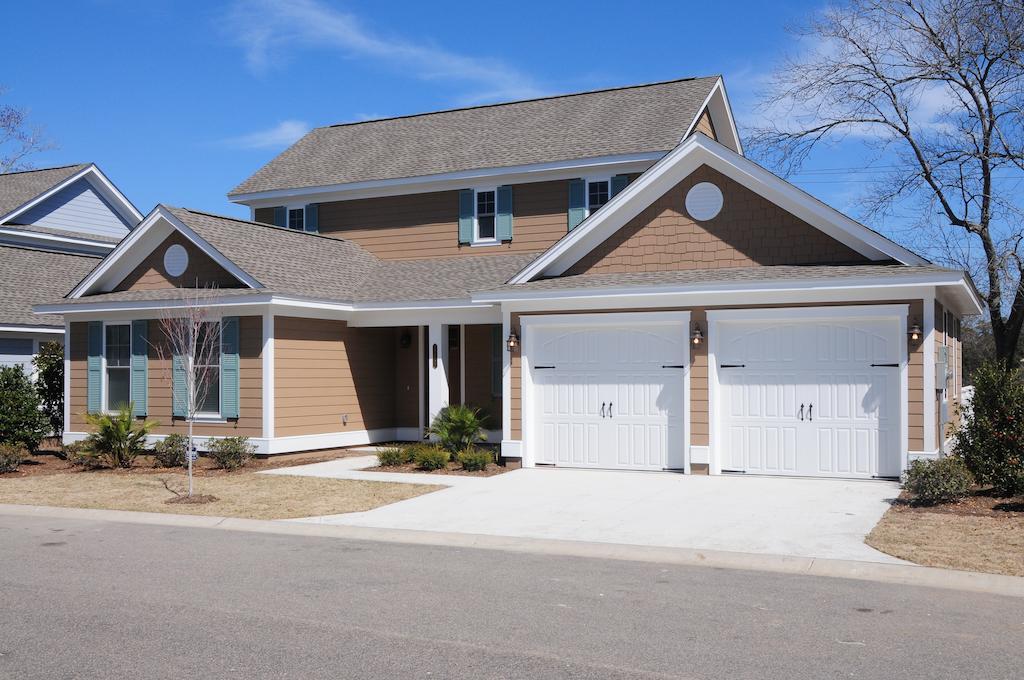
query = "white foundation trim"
(908, 449, 940, 461)
(689, 445, 710, 465)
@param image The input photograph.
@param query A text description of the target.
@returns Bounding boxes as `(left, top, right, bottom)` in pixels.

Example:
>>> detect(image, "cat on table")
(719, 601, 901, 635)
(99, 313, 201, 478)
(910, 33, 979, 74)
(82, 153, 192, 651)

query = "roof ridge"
(0, 163, 87, 177)
(321, 76, 721, 130)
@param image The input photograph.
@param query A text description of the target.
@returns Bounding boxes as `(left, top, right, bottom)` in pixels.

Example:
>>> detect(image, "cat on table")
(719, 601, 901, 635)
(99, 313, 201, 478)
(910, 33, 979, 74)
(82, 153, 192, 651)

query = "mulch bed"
(368, 461, 512, 477)
(889, 488, 1024, 518)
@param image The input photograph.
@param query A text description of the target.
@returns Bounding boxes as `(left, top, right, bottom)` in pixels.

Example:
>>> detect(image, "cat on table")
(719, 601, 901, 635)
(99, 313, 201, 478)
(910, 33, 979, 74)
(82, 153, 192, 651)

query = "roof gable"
(509, 135, 928, 284)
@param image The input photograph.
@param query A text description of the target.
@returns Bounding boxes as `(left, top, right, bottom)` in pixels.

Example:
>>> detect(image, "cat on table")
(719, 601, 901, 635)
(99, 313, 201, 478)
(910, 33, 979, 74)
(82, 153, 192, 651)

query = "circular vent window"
(685, 182, 724, 221)
(163, 244, 189, 277)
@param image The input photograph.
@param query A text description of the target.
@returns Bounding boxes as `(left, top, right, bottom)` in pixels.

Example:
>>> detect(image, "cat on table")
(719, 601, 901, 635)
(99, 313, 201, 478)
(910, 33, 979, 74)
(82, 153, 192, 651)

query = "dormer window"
(288, 207, 304, 231)
(476, 190, 496, 243)
(587, 180, 610, 215)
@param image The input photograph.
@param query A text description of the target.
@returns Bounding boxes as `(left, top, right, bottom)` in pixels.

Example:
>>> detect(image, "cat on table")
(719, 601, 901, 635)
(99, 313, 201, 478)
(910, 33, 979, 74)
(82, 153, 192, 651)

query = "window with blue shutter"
(610, 174, 629, 197)
(568, 179, 586, 230)
(304, 203, 319, 233)
(458, 189, 474, 244)
(172, 353, 187, 418)
(273, 206, 287, 228)
(131, 320, 148, 417)
(87, 322, 103, 413)
(496, 185, 513, 241)
(221, 317, 240, 419)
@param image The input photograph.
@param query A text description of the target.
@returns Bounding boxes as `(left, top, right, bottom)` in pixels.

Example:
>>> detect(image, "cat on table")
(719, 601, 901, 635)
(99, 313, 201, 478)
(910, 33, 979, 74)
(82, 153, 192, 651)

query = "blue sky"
(1, 0, 933, 239)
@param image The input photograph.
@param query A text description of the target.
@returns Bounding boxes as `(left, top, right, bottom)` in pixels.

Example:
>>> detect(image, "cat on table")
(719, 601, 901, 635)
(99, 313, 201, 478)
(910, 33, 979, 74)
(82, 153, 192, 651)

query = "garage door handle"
(600, 402, 606, 418)
(799, 404, 804, 421)
(534, 365, 556, 370)
(870, 363, 899, 367)
(662, 364, 686, 369)
(608, 402, 613, 418)
(808, 404, 813, 421)
(720, 364, 746, 368)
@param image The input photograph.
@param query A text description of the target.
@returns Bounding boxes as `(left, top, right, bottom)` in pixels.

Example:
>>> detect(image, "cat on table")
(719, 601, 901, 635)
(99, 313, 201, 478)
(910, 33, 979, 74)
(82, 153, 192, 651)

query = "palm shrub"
(33, 341, 64, 438)
(0, 443, 26, 473)
(0, 365, 48, 453)
(83, 405, 157, 469)
(427, 405, 487, 455)
(952, 361, 1024, 496)
(153, 433, 188, 468)
(207, 436, 255, 470)
(902, 457, 973, 505)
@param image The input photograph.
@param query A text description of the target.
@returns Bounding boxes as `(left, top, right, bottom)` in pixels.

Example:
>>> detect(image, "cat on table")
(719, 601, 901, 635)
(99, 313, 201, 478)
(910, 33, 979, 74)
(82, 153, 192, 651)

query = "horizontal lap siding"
(464, 324, 502, 430)
(68, 322, 88, 427)
(274, 317, 396, 437)
(114, 231, 242, 291)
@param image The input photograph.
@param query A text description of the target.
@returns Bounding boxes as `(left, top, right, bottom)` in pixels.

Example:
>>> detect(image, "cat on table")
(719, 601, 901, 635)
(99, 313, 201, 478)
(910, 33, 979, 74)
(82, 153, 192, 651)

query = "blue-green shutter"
(458, 189, 474, 244)
(496, 185, 513, 241)
(221, 316, 240, 420)
(304, 203, 319, 232)
(272, 206, 287, 227)
(568, 179, 586, 230)
(172, 353, 186, 418)
(611, 174, 629, 197)
(130, 320, 148, 417)
(87, 321, 103, 413)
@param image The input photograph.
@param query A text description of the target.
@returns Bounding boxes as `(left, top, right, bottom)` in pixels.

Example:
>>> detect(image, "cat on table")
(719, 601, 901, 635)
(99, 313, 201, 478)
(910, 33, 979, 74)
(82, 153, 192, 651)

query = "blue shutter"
(272, 206, 287, 227)
(221, 316, 240, 420)
(87, 321, 103, 413)
(611, 174, 629, 197)
(567, 179, 586, 230)
(458, 189, 474, 244)
(496, 185, 513, 241)
(304, 203, 319, 233)
(172, 352, 186, 418)
(130, 320, 148, 417)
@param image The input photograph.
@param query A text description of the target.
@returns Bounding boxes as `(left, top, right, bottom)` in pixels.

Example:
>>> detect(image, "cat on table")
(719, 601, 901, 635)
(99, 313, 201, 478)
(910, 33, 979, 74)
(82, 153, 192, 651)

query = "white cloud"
(223, 120, 310, 149)
(224, 0, 545, 105)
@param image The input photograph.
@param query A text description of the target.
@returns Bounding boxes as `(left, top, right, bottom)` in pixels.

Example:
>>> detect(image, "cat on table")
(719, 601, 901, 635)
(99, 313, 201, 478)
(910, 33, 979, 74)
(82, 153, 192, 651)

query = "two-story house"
(1, 163, 140, 371)
(40, 76, 979, 478)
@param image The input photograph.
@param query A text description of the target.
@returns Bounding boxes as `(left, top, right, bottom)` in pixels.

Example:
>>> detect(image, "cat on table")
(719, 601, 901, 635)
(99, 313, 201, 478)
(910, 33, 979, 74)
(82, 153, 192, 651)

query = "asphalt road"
(0, 514, 1020, 680)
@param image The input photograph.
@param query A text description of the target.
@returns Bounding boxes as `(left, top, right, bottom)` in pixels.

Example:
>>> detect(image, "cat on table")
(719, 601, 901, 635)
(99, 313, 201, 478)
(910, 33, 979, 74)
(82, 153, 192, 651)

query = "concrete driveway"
(276, 461, 902, 563)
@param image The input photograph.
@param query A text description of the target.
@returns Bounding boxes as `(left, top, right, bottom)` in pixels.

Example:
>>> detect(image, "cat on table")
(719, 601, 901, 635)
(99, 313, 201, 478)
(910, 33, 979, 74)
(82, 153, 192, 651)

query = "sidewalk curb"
(2, 503, 1021, 598)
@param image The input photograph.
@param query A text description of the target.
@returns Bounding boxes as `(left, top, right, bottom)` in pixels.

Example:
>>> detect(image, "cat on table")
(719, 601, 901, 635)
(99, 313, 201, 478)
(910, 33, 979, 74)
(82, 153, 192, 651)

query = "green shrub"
(902, 457, 973, 505)
(427, 405, 487, 453)
(153, 433, 189, 468)
(33, 341, 64, 438)
(457, 447, 493, 472)
(207, 436, 255, 470)
(83, 406, 158, 469)
(0, 443, 26, 473)
(952, 361, 1024, 496)
(63, 441, 102, 469)
(0, 365, 48, 453)
(376, 446, 412, 467)
(412, 444, 449, 471)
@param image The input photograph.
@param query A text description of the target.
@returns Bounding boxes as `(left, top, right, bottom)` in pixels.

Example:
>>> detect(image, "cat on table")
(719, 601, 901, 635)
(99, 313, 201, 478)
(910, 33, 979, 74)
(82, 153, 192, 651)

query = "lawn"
(866, 493, 1024, 577)
(0, 453, 440, 520)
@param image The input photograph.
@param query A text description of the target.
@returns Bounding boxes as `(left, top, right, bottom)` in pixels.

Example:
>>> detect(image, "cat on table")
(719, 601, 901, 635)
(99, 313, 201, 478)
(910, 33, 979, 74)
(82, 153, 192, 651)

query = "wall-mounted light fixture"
(909, 322, 922, 342)
(432, 343, 438, 368)
(506, 329, 520, 352)
(691, 325, 704, 346)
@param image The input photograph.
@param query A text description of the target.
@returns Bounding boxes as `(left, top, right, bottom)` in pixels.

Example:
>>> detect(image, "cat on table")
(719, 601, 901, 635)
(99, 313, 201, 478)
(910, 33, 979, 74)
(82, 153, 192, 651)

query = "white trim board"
(681, 77, 743, 155)
(0, 163, 143, 229)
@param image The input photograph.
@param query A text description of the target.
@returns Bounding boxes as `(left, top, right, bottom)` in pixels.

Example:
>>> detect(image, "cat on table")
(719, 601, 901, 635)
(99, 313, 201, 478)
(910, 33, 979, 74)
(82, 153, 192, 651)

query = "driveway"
(272, 460, 902, 563)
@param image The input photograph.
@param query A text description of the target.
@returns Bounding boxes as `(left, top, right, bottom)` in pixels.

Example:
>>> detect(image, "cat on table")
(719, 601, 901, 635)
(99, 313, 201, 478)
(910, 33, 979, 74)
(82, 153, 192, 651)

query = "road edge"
(2, 503, 1021, 597)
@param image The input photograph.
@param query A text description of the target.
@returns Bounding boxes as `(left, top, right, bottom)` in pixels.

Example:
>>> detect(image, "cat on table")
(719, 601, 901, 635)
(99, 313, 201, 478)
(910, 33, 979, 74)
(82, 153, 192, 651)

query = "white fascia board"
(682, 77, 743, 155)
(0, 164, 143, 229)
(35, 294, 277, 316)
(509, 135, 928, 285)
(0, 324, 65, 334)
(0, 226, 116, 251)
(229, 152, 664, 207)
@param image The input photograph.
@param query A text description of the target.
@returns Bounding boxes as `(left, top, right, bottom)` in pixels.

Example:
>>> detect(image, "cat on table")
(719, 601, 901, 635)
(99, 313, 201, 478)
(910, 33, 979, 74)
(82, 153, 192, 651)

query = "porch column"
(427, 322, 450, 427)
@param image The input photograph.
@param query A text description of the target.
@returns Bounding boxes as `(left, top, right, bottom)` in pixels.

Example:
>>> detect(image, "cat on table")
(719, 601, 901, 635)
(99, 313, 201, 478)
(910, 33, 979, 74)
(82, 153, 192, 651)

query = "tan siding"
(69, 317, 263, 438)
(464, 324, 502, 429)
(690, 309, 709, 446)
(315, 180, 570, 259)
(908, 300, 924, 450)
(693, 107, 717, 140)
(114, 231, 243, 292)
(567, 165, 871, 275)
(273, 317, 396, 437)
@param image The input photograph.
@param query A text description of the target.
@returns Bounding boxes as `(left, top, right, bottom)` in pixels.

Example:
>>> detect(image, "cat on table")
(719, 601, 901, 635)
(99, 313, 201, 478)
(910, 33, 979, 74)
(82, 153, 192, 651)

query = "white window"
(475, 189, 497, 243)
(287, 207, 304, 231)
(587, 180, 610, 215)
(194, 321, 221, 416)
(104, 324, 131, 412)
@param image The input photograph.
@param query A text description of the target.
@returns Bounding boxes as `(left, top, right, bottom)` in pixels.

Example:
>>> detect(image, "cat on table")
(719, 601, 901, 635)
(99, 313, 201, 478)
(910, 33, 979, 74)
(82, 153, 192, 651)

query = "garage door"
(530, 318, 687, 470)
(716, 315, 901, 479)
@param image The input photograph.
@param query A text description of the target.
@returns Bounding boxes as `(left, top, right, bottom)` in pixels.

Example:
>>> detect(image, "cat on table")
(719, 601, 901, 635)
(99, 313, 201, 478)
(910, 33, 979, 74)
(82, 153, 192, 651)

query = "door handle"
(600, 402, 606, 418)
(608, 402, 613, 418)
(808, 404, 813, 422)
(798, 404, 804, 421)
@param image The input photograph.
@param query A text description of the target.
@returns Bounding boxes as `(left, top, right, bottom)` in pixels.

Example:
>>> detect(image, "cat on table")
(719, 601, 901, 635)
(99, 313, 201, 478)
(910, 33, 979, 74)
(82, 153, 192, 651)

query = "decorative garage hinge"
(534, 365, 556, 369)
(870, 363, 899, 367)
(661, 364, 686, 368)
(719, 364, 746, 368)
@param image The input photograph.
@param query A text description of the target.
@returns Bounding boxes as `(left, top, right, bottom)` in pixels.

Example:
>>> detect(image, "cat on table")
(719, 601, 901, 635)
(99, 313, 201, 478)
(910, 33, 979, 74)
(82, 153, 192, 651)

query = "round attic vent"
(163, 244, 189, 277)
(685, 182, 724, 221)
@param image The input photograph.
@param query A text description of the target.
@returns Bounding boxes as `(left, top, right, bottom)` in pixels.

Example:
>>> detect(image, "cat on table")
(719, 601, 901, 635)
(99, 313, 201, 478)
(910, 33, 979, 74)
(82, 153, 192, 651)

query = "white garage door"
(716, 315, 901, 479)
(530, 317, 687, 470)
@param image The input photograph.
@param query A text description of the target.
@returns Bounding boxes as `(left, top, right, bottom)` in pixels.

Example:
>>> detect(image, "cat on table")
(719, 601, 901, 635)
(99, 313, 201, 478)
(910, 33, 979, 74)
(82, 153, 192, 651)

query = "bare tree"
(155, 289, 222, 497)
(749, 0, 1024, 366)
(0, 87, 53, 172)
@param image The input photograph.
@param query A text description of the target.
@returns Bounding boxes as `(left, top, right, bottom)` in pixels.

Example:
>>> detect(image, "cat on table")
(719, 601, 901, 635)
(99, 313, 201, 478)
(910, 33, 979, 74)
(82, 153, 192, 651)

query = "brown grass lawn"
(0, 469, 440, 520)
(867, 501, 1024, 577)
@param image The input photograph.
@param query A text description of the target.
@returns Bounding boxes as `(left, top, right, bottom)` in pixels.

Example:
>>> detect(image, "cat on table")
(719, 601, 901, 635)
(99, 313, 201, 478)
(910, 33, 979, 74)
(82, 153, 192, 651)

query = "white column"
(459, 324, 466, 406)
(922, 292, 936, 454)
(427, 322, 450, 426)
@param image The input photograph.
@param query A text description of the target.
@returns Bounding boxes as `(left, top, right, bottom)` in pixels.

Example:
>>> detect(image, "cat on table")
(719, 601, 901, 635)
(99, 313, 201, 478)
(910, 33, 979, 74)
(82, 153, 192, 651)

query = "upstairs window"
(105, 324, 131, 411)
(287, 207, 304, 231)
(587, 180, 610, 215)
(476, 190, 496, 242)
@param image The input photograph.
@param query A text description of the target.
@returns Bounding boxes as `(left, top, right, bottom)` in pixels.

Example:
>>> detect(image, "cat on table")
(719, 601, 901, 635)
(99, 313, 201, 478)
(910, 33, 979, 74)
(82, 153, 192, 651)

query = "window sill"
(469, 240, 502, 248)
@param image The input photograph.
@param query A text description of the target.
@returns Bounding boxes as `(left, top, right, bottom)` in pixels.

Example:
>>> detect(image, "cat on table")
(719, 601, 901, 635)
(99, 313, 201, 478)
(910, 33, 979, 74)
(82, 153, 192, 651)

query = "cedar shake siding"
(566, 165, 871, 275)
(313, 180, 572, 259)
(274, 317, 396, 437)
(463, 324, 502, 429)
(115, 232, 243, 291)
(68, 318, 263, 438)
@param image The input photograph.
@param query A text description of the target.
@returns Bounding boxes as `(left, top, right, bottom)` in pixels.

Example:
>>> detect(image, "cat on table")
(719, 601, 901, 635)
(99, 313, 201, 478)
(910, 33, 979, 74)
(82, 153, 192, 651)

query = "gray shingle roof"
(0, 164, 89, 219)
(230, 77, 720, 196)
(0, 244, 100, 326)
(0, 223, 122, 244)
(353, 252, 540, 303)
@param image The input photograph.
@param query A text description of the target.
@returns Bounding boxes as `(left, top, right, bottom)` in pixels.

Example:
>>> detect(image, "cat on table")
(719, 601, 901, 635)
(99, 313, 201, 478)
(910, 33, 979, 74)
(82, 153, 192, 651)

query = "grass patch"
(0, 470, 439, 520)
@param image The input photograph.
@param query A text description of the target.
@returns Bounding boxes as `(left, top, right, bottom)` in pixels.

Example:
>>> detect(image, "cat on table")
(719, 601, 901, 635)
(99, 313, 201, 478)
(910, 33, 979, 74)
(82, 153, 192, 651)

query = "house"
(38, 76, 981, 478)
(0, 163, 141, 371)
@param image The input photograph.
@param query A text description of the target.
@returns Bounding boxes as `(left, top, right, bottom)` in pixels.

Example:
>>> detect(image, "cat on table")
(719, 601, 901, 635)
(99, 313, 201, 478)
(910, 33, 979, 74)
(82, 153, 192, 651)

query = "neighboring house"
(39, 77, 981, 478)
(0, 164, 141, 371)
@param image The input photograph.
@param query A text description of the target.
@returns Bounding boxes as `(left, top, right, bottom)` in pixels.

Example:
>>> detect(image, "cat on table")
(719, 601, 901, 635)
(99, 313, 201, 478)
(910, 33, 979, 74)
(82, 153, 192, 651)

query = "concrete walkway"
(260, 455, 487, 486)
(268, 458, 903, 564)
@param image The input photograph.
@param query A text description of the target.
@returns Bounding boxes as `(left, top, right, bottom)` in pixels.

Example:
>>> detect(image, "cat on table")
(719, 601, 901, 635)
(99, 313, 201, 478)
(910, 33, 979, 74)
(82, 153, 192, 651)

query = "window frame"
(585, 178, 611, 217)
(471, 187, 500, 246)
(192, 320, 223, 420)
(102, 322, 132, 414)
(286, 205, 305, 232)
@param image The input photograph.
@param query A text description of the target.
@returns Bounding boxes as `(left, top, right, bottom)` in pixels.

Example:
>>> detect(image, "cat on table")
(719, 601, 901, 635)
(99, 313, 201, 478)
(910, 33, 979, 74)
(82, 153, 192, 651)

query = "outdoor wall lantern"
(909, 322, 922, 342)
(506, 329, 520, 352)
(691, 325, 704, 346)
